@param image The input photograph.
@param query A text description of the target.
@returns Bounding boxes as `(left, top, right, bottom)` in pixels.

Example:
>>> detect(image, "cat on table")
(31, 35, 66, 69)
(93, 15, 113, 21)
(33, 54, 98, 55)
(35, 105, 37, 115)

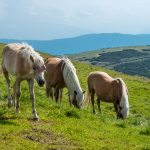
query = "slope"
(0, 44, 149, 150)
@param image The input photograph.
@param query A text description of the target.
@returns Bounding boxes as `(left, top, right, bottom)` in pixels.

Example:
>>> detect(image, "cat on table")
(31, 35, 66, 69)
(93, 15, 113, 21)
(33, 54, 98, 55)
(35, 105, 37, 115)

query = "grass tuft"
(65, 110, 80, 119)
(115, 121, 128, 128)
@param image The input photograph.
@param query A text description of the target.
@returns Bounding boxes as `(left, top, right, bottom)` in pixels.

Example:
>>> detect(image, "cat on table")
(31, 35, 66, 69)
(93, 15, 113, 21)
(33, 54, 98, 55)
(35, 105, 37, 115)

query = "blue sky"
(0, 0, 150, 40)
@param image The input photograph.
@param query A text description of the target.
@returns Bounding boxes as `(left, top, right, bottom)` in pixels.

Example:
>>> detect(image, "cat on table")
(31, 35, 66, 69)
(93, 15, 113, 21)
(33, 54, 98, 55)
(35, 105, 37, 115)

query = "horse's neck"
(62, 63, 80, 92)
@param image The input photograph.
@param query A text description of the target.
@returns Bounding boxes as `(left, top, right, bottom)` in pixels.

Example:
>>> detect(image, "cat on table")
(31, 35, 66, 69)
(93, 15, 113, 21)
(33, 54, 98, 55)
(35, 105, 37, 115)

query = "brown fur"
(85, 71, 124, 118)
(44, 57, 65, 102)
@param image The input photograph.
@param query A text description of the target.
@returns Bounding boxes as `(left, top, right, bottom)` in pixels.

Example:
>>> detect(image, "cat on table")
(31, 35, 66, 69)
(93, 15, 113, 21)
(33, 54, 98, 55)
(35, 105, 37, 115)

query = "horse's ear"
(83, 91, 85, 94)
(74, 91, 77, 95)
(30, 55, 34, 63)
(20, 46, 25, 50)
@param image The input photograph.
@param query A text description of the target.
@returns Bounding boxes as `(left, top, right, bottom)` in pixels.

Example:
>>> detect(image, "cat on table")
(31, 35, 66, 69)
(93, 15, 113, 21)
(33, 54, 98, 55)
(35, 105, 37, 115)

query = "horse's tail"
(117, 78, 129, 118)
(83, 85, 91, 108)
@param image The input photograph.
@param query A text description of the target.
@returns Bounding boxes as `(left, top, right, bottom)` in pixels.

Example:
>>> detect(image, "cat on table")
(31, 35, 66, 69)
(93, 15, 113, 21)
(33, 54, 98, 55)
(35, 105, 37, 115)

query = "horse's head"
(30, 55, 46, 87)
(70, 90, 85, 109)
(118, 105, 129, 119)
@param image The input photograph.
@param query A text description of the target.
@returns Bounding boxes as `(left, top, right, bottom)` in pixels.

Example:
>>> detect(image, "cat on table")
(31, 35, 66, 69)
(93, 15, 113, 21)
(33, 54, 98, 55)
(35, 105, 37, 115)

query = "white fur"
(19, 43, 43, 63)
(18, 43, 45, 79)
(20, 43, 44, 74)
(62, 57, 84, 106)
(119, 79, 129, 118)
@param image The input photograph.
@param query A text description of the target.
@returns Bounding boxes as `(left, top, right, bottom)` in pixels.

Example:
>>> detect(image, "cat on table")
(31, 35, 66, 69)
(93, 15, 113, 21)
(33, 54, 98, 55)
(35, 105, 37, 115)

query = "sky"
(0, 0, 150, 40)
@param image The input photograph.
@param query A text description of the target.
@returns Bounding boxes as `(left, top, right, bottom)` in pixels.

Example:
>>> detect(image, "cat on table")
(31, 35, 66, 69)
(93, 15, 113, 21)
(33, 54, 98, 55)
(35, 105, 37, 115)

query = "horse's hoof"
(8, 102, 12, 108)
(33, 117, 39, 121)
(16, 110, 20, 114)
(93, 111, 96, 114)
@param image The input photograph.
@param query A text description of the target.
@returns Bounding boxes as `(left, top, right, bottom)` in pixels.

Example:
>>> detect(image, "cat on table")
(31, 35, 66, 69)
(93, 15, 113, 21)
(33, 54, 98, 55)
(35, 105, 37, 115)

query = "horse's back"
(44, 57, 64, 87)
(88, 71, 117, 101)
(88, 71, 113, 85)
(45, 57, 62, 74)
(5, 43, 24, 51)
(2, 43, 26, 60)
(2, 44, 20, 75)
(46, 57, 61, 64)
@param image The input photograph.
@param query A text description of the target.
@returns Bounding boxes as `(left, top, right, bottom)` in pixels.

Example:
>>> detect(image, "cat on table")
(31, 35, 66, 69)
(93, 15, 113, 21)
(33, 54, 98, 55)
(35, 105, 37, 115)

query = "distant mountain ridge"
(1, 33, 150, 55)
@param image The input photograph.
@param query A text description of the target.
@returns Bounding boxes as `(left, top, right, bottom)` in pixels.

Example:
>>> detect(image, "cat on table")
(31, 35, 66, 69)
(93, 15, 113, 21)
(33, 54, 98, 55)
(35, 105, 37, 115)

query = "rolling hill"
(0, 43, 150, 149)
(1, 33, 150, 55)
(69, 45, 150, 79)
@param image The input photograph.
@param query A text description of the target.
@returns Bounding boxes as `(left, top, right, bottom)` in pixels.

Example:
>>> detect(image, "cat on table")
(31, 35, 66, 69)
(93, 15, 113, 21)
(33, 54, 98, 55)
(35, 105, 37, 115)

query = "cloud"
(1, 0, 150, 39)
(0, 0, 6, 19)
(27, 0, 150, 33)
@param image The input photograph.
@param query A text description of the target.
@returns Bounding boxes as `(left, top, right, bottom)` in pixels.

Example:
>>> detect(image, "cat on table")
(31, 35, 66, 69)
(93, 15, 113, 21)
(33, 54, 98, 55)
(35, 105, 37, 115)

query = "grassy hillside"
(0, 43, 150, 150)
(69, 45, 150, 78)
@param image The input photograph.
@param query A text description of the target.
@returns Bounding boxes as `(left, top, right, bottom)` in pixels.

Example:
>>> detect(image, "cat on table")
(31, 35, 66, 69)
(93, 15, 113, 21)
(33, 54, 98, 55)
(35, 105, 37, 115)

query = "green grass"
(0, 43, 150, 149)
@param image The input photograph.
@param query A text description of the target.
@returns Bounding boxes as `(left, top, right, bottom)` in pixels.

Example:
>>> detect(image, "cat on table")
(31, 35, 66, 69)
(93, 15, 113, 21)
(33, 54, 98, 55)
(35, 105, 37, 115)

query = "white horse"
(44, 57, 84, 108)
(1, 43, 45, 120)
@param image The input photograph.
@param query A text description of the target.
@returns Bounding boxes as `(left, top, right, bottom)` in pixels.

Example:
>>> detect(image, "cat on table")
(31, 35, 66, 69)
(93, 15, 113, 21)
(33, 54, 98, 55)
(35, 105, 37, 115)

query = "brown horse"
(44, 57, 84, 108)
(84, 71, 129, 119)
(1, 43, 45, 120)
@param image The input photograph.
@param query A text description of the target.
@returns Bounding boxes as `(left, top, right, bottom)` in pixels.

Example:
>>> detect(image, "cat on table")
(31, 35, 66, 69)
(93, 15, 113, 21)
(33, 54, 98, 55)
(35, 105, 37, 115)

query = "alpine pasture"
(0, 43, 150, 150)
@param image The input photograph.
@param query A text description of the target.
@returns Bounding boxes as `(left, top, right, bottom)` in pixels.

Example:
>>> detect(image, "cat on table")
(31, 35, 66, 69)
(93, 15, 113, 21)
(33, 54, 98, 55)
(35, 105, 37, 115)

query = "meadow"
(0, 43, 150, 150)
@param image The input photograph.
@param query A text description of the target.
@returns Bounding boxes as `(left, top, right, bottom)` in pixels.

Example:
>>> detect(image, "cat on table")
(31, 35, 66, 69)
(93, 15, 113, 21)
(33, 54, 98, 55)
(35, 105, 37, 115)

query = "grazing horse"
(44, 57, 84, 108)
(1, 43, 45, 120)
(84, 71, 129, 119)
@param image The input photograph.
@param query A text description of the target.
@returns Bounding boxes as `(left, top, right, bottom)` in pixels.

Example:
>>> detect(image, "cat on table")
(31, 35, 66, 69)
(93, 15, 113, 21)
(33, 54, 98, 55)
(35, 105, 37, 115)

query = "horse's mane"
(61, 57, 76, 73)
(61, 57, 82, 94)
(19, 43, 43, 62)
(116, 78, 129, 118)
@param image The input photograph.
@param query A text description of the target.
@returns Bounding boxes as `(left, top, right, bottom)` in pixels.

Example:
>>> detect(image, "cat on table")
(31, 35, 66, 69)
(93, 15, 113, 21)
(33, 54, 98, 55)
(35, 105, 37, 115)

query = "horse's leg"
(97, 98, 102, 113)
(68, 91, 72, 106)
(27, 79, 38, 120)
(54, 87, 59, 103)
(46, 82, 54, 100)
(59, 88, 63, 103)
(46, 82, 50, 97)
(12, 81, 17, 107)
(3, 70, 12, 107)
(114, 101, 119, 119)
(91, 91, 95, 114)
(49, 87, 54, 100)
(15, 79, 21, 113)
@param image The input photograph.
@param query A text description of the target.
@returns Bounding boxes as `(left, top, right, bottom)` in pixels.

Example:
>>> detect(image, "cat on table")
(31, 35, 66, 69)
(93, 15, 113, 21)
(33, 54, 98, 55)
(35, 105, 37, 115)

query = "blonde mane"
(61, 57, 76, 72)
(118, 78, 129, 118)
(62, 57, 83, 103)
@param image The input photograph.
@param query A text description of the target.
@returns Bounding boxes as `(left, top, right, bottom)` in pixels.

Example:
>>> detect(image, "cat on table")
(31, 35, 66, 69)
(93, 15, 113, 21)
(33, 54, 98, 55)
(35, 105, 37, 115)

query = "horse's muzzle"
(37, 79, 45, 87)
(72, 98, 81, 109)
